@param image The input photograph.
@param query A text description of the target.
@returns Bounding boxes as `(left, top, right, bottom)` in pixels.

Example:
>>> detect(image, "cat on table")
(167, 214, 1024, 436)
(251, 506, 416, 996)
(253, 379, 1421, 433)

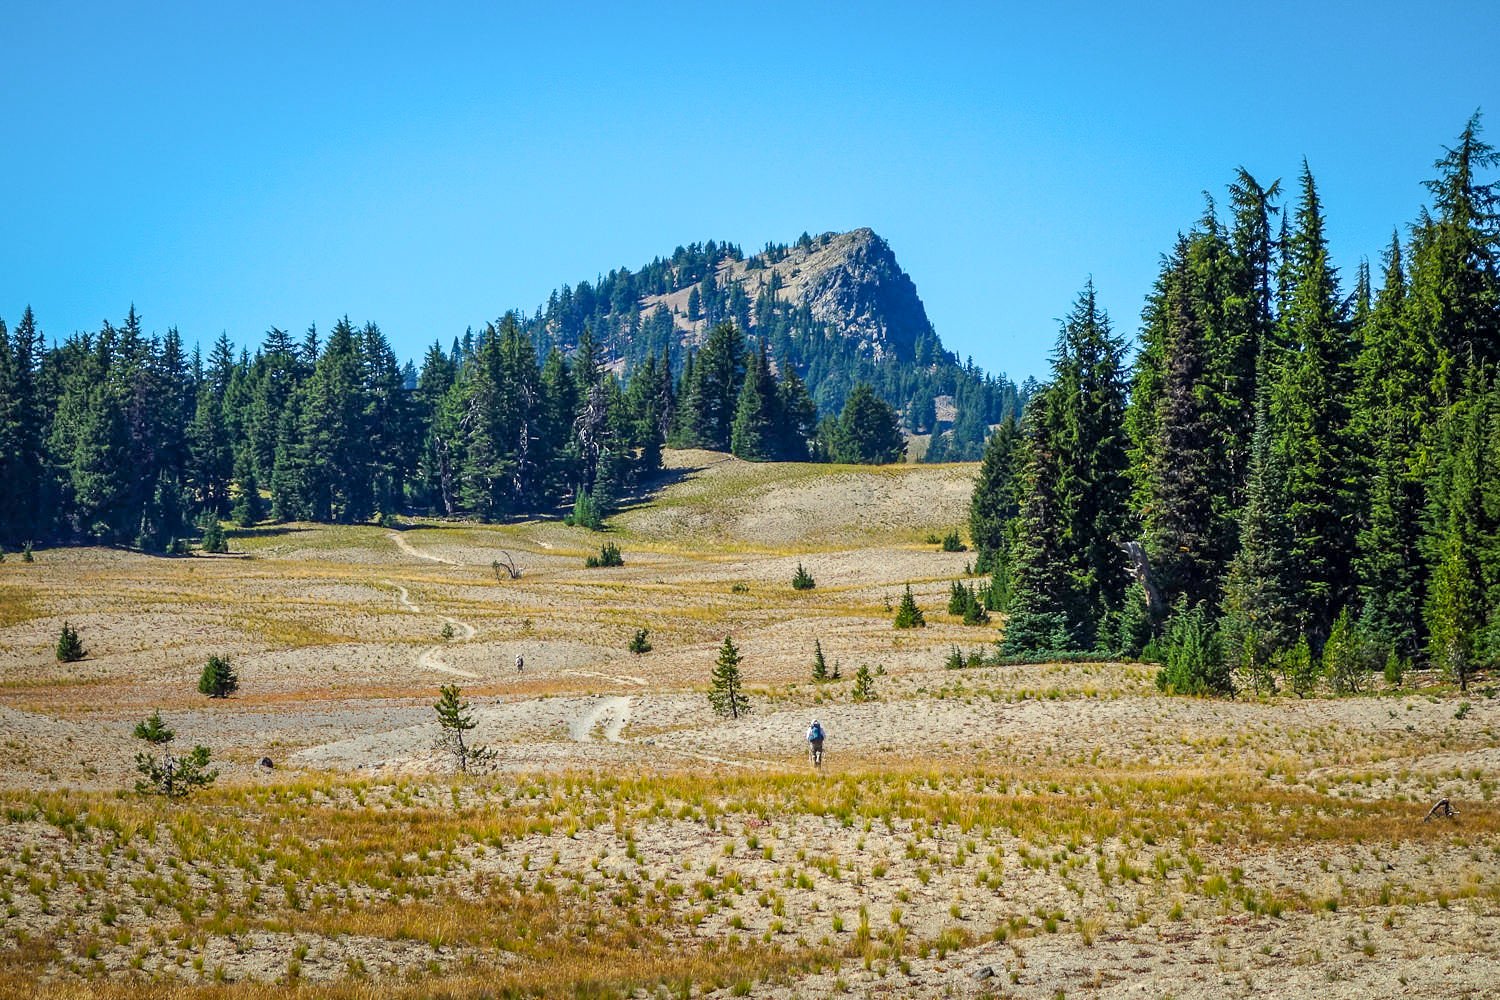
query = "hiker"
(806, 718, 825, 767)
(515, 654, 524, 673)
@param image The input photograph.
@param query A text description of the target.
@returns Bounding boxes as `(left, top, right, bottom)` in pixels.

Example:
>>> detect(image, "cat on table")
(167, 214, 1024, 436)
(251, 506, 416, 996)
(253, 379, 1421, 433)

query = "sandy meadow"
(0, 450, 1496, 998)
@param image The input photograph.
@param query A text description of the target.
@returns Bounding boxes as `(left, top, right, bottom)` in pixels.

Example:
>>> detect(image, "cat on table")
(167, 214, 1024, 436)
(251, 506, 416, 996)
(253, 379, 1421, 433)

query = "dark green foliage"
(811, 639, 830, 681)
(1002, 285, 1130, 654)
(944, 645, 966, 670)
(1322, 607, 1373, 695)
(1153, 603, 1231, 696)
(851, 663, 877, 702)
(708, 636, 749, 719)
(585, 541, 623, 568)
(566, 488, 604, 530)
(946, 581, 989, 624)
(968, 415, 1019, 574)
(791, 562, 815, 590)
(55, 622, 85, 662)
(1281, 635, 1321, 698)
(133, 710, 216, 798)
(826, 383, 906, 464)
(628, 629, 652, 654)
(940, 529, 966, 552)
(893, 584, 925, 629)
(434, 684, 495, 774)
(199, 514, 228, 553)
(197, 655, 238, 698)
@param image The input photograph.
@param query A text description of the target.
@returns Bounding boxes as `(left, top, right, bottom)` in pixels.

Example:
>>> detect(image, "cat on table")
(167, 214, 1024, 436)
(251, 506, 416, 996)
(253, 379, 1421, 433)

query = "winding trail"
(387, 531, 460, 566)
(569, 696, 632, 742)
(383, 579, 480, 680)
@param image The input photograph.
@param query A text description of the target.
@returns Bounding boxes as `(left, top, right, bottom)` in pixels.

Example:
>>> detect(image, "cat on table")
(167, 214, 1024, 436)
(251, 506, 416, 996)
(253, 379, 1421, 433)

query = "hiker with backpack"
(806, 718, 825, 767)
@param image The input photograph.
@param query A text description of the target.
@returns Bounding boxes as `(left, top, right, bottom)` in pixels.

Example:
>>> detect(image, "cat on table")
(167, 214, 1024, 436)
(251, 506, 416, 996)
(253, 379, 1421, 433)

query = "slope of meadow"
(0, 450, 1496, 998)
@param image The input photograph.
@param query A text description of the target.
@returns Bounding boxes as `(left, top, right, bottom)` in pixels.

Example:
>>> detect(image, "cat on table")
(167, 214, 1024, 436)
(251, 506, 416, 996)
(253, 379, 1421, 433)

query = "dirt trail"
(387, 531, 460, 566)
(568, 668, 648, 687)
(569, 696, 632, 742)
(383, 580, 480, 680)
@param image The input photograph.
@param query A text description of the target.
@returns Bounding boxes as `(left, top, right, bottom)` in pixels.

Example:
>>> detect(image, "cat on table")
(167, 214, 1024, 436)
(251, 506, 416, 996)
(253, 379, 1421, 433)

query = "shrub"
(585, 541, 623, 568)
(893, 585, 925, 629)
(22, 541, 34, 562)
(1154, 603, 1231, 696)
(441, 621, 456, 641)
(197, 655, 238, 698)
(133, 710, 216, 798)
(944, 645, 965, 670)
(948, 582, 990, 625)
(55, 622, 86, 662)
(791, 563, 815, 590)
(852, 664, 877, 702)
(629, 628, 652, 654)
(1383, 650, 1406, 687)
(940, 529, 966, 552)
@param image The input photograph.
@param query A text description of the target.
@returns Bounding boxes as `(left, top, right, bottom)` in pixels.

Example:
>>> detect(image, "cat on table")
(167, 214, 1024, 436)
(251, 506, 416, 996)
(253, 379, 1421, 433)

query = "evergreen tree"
(851, 663, 877, 702)
(133, 710, 217, 798)
(730, 341, 777, 460)
(1352, 235, 1425, 657)
(829, 383, 905, 464)
(55, 622, 85, 662)
(197, 655, 239, 698)
(968, 414, 1019, 574)
(708, 635, 750, 718)
(811, 639, 829, 681)
(893, 584, 926, 628)
(434, 684, 495, 773)
(1267, 163, 1358, 643)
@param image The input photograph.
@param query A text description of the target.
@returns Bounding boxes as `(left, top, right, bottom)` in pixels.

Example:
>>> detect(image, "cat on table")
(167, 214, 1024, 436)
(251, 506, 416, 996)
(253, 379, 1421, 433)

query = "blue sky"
(2, 2, 1496, 381)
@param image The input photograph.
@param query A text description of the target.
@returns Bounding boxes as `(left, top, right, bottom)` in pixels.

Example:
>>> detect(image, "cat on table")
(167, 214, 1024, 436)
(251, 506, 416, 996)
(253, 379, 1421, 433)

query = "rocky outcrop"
(784, 228, 935, 362)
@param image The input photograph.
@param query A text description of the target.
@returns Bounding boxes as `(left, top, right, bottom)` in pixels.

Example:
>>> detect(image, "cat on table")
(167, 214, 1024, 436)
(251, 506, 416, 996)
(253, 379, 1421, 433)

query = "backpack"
(809, 723, 823, 741)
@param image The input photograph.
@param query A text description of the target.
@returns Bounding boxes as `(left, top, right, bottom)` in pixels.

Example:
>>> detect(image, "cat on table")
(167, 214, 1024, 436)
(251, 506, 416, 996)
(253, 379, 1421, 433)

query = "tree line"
(0, 304, 915, 547)
(971, 114, 1500, 692)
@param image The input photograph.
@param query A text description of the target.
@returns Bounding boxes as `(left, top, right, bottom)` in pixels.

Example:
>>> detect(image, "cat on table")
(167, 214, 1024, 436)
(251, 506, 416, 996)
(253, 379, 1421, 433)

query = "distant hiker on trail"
(515, 654, 524, 673)
(807, 718, 825, 767)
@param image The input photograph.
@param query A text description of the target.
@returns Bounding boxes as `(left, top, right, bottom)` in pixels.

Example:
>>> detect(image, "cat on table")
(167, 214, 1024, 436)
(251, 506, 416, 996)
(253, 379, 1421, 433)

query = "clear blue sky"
(2, 2, 1496, 381)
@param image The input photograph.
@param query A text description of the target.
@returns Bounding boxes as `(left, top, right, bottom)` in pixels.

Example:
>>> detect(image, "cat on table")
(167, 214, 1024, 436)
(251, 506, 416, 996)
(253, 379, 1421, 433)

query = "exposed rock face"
(637, 228, 937, 363)
(786, 228, 935, 362)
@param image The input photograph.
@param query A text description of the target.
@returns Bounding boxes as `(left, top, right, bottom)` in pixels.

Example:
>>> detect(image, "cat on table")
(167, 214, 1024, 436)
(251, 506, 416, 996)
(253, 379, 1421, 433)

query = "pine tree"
(55, 622, 85, 662)
(1001, 395, 1074, 654)
(893, 584, 925, 629)
(1352, 235, 1425, 657)
(133, 709, 216, 797)
(708, 636, 750, 718)
(1424, 366, 1493, 691)
(968, 414, 1019, 574)
(791, 562, 815, 590)
(197, 655, 238, 698)
(851, 663, 877, 702)
(811, 639, 829, 682)
(434, 684, 495, 773)
(730, 341, 777, 460)
(1267, 163, 1359, 643)
(830, 383, 905, 464)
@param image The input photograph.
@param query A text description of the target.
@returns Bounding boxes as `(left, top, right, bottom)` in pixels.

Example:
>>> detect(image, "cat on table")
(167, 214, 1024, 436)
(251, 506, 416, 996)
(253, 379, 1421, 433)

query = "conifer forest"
(971, 115, 1500, 693)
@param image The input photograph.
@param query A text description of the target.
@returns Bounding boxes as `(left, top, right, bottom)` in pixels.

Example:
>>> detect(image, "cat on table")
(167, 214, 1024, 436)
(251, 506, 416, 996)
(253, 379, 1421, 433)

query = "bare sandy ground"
(1, 450, 1496, 995)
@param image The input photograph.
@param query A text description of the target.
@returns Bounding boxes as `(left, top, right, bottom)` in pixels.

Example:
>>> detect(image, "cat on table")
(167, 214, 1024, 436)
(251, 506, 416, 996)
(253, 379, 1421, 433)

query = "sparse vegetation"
(629, 628, 652, 654)
(792, 562, 815, 590)
(586, 541, 624, 567)
(852, 663, 877, 702)
(940, 529, 966, 552)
